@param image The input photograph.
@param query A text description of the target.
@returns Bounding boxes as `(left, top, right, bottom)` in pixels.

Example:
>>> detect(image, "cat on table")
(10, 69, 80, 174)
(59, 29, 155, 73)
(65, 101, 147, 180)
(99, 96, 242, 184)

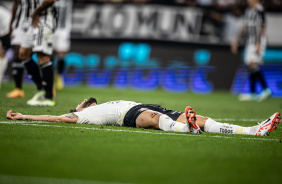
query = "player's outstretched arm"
(6, 110, 78, 123)
(31, 0, 57, 27)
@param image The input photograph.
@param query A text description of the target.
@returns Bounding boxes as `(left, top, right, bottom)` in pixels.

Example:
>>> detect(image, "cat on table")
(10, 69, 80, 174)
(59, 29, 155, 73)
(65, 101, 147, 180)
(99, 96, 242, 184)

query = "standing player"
(0, 5, 11, 89)
(6, 0, 27, 98)
(18, 0, 58, 106)
(53, 0, 73, 90)
(231, 0, 271, 102)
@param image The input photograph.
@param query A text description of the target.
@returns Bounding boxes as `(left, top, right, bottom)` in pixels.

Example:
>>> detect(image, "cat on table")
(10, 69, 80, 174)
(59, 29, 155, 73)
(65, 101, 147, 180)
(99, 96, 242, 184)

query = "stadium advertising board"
(41, 40, 280, 96)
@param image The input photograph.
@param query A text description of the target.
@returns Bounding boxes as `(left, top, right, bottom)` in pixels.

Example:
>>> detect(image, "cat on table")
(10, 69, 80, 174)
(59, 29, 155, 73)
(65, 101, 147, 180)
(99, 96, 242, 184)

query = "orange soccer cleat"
(7, 88, 25, 98)
(185, 106, 202, 134)
(255, 113, 280, 136)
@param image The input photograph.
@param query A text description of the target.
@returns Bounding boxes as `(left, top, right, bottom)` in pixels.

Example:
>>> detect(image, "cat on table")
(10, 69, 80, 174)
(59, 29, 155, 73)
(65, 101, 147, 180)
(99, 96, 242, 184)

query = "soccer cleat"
(255, 112, 280, 136)
(257, 88, 272, 102)
(29, 98, 56, 106)
(185, 106, 202, 134)
(27, 90, 45, 105)
(7, 88, 25, 98)
(55, 74, 64, 90)
(238, 93, 257, 101)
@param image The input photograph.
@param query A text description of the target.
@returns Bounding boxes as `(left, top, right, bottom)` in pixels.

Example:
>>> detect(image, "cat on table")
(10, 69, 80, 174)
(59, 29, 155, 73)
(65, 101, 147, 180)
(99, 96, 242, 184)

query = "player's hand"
(231, 41, 238, 54)
(31, 14, 41, 27)
(256, 43, 261, 54)
(6, 110, 23, 120)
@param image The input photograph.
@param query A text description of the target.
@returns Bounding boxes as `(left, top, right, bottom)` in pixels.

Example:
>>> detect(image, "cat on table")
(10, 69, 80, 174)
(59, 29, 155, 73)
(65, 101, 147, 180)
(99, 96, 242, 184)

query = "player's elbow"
(57, 116, 77, 124)
(56, 116, 65, 123)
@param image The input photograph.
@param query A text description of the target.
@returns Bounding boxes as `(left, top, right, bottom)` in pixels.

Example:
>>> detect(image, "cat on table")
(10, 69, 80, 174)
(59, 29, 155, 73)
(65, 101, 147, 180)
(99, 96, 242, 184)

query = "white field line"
(0, 174, 132, 184)
(214, 118, 263, 122)
(0, 121, 280, 142)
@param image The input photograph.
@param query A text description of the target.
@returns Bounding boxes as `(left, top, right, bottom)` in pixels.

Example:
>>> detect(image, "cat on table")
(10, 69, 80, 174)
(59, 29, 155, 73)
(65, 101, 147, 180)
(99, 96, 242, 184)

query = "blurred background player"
(6, 0, 27, 97)
(0, 5, 11, 89)
(231, 0, 271, 102)
(18, 0, 58, 106)
(53, 0, 73, 90)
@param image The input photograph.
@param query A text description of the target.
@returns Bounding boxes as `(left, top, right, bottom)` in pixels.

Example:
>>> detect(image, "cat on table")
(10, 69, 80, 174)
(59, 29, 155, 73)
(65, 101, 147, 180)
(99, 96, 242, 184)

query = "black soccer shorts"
(123, 104, 183, 127)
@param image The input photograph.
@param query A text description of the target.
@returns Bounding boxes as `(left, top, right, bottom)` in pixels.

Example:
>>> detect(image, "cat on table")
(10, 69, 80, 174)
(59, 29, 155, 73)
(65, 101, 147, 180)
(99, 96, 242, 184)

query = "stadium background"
(1, 1, 282, 184)
(1, 0, 282, 97)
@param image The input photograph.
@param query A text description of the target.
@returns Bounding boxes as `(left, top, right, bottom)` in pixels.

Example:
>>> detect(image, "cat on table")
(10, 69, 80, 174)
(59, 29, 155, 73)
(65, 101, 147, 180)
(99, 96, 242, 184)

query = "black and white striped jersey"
(36, 0, 58, 30)
(244, 3, 266, 45)
(12, 0, 58, 31)
(12, 0, 29, 30)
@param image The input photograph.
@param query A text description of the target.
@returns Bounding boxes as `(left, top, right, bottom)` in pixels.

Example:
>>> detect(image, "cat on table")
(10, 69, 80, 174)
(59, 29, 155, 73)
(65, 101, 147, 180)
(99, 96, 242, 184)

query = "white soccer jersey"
(243, 3, 267, 64)
(74, 101, 141, 126)
(0, 6, 11, 37)
(244, 3, 266, 45)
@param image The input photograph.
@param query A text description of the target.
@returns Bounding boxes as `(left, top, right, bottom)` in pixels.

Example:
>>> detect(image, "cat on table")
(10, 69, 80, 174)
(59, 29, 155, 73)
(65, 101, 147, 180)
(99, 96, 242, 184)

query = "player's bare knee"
(36, 53, 51, 65)
(18, 49, 30, 60)
(136, 111, 161, 129)
(196, 115, 209, 128)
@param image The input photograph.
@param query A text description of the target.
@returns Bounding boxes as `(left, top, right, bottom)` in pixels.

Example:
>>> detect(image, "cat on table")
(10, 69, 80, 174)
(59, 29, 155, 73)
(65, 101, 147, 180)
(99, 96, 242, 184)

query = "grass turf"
(0, 82, 282, 184)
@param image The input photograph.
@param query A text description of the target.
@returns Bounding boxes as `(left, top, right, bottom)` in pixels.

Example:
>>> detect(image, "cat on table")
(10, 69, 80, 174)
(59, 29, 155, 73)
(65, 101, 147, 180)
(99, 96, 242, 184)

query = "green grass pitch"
(0, 82, 282, 184)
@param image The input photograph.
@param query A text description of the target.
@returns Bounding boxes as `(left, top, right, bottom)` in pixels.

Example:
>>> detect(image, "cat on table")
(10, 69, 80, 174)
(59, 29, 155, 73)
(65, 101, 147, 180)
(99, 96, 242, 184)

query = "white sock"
(158, 114, 188, 132)
(204, 118, 251, 135)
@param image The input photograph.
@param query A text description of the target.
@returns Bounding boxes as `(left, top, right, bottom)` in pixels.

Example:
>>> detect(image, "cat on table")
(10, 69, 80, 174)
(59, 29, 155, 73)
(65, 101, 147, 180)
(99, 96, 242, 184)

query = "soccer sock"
(204, 118, 251, 135)
(250, 72, 256, 94)
(158, 114, 188, 132)
(23, 58, 43, 91)
(40, 62, 54, 99)
(12, 59, 24, 89)
(57, 57, 65, 75)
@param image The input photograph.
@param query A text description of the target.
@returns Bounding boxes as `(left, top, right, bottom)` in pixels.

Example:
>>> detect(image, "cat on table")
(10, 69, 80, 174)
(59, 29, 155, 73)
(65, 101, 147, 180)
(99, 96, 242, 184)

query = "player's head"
(70, 97, 97, 113)
(247, 0, 259, 7)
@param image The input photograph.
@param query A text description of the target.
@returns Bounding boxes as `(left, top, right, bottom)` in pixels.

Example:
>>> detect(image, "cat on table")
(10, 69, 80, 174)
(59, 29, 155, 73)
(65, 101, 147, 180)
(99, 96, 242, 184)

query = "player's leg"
(53, 30, 70, 90)
(0, 51, 8, 89)
(203, 113, 280, 136)
(7, 45, 25, 98)
(136, 110, 190, 133)
(239, 45, 258, 101)
(7, 27, 26, 97)
(28, 24, 55, 106)
(178, 111, 280, 136)
(19, 46, 44, 92)
(36, 52, 54, 104)
(255, 40, 271, 102)
(54, 51, 66, 90)
(0, 34, 10, 89)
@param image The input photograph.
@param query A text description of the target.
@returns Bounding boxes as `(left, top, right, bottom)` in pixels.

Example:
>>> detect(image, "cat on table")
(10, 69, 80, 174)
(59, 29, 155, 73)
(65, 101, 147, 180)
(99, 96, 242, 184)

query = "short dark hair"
(70, 97, 97, 113)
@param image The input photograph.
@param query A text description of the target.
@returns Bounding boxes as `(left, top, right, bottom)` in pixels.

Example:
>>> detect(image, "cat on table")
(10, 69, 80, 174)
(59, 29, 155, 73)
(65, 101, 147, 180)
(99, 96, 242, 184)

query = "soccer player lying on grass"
(6, 97, 281, 136)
